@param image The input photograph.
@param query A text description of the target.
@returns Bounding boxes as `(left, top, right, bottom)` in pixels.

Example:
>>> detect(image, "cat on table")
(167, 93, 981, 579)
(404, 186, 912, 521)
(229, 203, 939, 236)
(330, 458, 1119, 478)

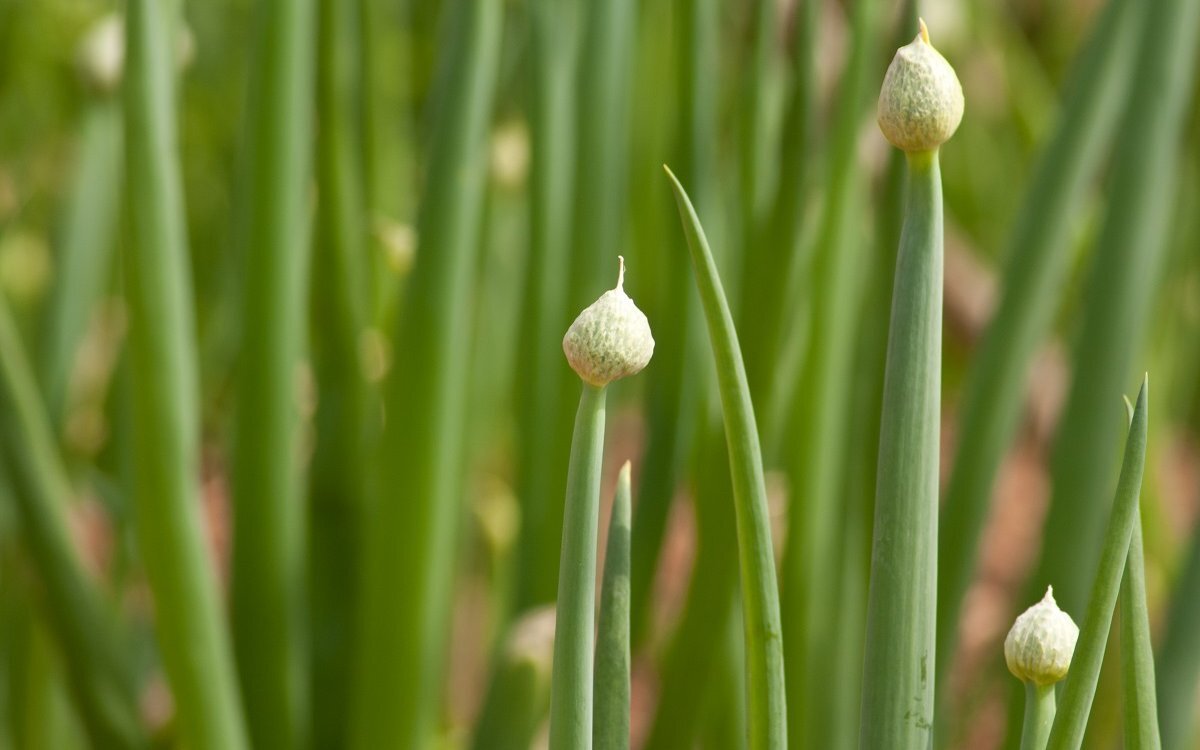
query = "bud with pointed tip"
(1005, 586, 1080, 686)
(562, 257, 654, 387)
(877, 20, 965, 153)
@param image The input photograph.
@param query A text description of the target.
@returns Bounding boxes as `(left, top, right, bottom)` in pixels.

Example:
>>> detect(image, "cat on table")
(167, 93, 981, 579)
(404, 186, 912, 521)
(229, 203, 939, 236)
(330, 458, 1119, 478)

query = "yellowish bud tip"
(918, 18, 930, 45)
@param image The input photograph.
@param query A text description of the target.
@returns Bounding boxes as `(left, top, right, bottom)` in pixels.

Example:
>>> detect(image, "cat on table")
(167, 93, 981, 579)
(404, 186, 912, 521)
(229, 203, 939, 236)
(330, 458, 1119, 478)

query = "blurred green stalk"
(629, 0, 716, 644)
(0, 291, 142, 748)
(779, 0, 877, 745)
(309, 0, 370, 744)
(229, 0, 316, 744)
(1046, 378, 1149, 750)
(350, 0, 501, 744)
(39, 100, 121, 425)
(1031, 0, 1200, 619)
(859, 150, 943, 749)
(593, 461, 631, 750)
(935, 0, 1139, 688)
(667, 167, 787, 750)
(514, 0, 580, 610)
(122, 1, 248, 746)
(1156, 515, 1200, 750)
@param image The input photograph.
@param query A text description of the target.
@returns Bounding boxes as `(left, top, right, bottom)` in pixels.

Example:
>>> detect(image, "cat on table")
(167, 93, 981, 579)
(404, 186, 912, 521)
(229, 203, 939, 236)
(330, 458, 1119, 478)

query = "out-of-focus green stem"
(1019, 683, 1056, 750)
(0, 291, 142, 749)
(514, 0, 580, 609)
(629, 0, 715, 645)
(1031, 0, 1200, 619)
(309, 0, 369, 744)
(935, 0, 1139, 687)
(229, 0, 315, 744)
(780, 0, 877, 745)
(349, 0, 502, 745)
(1046, 377, 1149, 750)
(666, 166, 787, 750)
(859, 150, 943, 749)
(594, 461, 631, 750)
(472, 608, 557, 750)
(548, 383, 608, 749)
(1156, 514, 1200, 750)
(39, 100, 121, 425)
(122, 1, 248, 747)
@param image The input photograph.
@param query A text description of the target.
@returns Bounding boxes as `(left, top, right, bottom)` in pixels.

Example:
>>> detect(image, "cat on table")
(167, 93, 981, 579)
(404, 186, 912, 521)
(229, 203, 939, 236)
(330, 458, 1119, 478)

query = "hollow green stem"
(859, 149, 943, 749)
(1020, 683, 1056, 750)
(666, 166, 787, 750)
(123, 1, 248, 747)
(1046, 377, 1149, 750)
(548, 382, 608, 749)
(594, 460, 631, 750)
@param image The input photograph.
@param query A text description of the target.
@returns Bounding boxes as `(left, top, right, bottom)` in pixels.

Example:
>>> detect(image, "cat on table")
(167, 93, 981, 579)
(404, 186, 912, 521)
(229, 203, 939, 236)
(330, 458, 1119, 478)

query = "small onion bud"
(562, 257, 654, 387)
(1004, 586, 1080, 686)
(877, 19, 965, 153)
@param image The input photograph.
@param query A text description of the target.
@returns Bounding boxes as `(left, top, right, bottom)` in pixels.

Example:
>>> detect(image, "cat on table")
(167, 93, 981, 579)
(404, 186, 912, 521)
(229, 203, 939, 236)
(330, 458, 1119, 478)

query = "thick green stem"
(1019, 683, 1056, 750)
(229, 0, 315, 744)
(594, 461, 631, 750)
(666, 167, 787, 750)
(549, 382, 607, 749)
(859, 149, 942, 749)
(122, 1, 248, 747)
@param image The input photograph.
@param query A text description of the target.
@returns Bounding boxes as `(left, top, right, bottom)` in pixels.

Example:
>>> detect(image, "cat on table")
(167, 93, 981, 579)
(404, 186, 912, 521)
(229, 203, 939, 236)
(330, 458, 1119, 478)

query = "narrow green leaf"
(39, 100, 121, 425)
(665, 165, 787, 750)
(0, 290, 142, 748)
(548, 382, 608, 749)
(859, 148, 943, 749)
(1046, 376, 1149, 750)
(350, 0, 502, 745)
(594, 460, 631, 750)
(935, 0, 1140, 687)
(1117, 392, 1162, 750)
(123, 1, 248, 746)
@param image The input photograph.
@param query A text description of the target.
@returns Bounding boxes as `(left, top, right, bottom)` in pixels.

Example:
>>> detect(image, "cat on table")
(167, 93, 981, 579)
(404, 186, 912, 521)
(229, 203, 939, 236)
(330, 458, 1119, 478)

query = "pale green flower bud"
(1005, 586, 1080, 686)
(563, 257, 654, 387)
(877, 20, 965, 153)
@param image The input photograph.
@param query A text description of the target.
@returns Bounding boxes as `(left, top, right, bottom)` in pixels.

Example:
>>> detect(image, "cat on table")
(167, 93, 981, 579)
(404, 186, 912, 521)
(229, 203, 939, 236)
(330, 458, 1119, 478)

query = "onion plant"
(594, 461, 632, 750)
(550, 258, 653, 749)
(860, 21, 962, 748)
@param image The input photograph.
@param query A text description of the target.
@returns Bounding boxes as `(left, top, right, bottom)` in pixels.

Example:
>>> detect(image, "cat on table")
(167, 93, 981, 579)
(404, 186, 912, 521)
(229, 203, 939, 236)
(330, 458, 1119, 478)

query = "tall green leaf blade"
(1155, 517, 1200, 750)
(665, 166, 786, 750)
(1046, 377, 1149, 750)
(594, 460, 631, 750)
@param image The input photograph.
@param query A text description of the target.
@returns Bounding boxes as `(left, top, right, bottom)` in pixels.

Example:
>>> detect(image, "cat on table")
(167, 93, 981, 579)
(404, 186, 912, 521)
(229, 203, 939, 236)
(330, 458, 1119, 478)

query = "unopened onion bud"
(562, 257, 654, 387)
(1005, 586, 1079, 686)
(877, 20, 964, 153)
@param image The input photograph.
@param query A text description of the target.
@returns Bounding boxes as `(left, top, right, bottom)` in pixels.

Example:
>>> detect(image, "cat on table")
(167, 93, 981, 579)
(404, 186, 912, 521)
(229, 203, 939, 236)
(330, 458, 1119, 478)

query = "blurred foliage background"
(0, 0, 1197, 747)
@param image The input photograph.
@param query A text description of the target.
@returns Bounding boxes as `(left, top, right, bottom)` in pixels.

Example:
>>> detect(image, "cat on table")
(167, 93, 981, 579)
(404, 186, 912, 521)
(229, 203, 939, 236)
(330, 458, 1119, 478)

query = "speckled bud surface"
(877, 23, 964, 153)
(1004, 586, 1080, 686)
(563, 259, 654, 387)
